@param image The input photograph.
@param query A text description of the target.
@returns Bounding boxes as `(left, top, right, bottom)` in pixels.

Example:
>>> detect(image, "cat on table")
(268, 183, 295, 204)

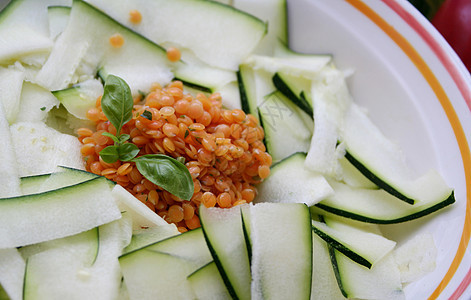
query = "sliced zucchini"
(0, 89, 21, 198)
(272, 72, 312, 116)
(173, 61, 236, 93)
(250, 203, 312, 300)
(255, 152, 333, 206)
(10, 122, 85, 177)
(34, 166, 98, 193)
(16, 82, 60, 123)
(172, 61, 242, 109)
(237, 64, 274, 120)
(121, 228, 209, 299)
(0, 0, 71, 36)
(119, 250, 197, 300)
(233, 0, 287, 55)
(20, 173, 51, 195)
(240, 204, 252, 262)
(45, 104, 95, 136)
(243, 53, 331, 78)
(24, 217, 132, 300)
(85, 0, 267, 70)
(342, 103, 454, 205)
(187, 262, 231, 300)
(313, 180, 455, 224)
(141, 227, 212, 269)
(273, 39, 332, 59)
(112, 184, 168, 231)
(0, 248, 25, 300)
(219, 81, 243, 110)
(0, 66, 25, 124)
(52, 78, 103, 120)
(392, 233, 437, 284)
(259, 91, 313, 163)
(271, 41, 332, 117)
(0, 176, 121, 248)
(199, 204, 251, 300)
(311, 234, 346, 300)
(304, 66, 352, 177)
(311, 217, 396, 269)
(0, 284, 10, 300)
(122, 224, 180, 255)
(47, 5, 71, 40)
(35, 0, 173, 94)
(337, 156, 377, 189)
(19, 165, 85, 195)
(0, 25, 53, 66)
(0, 0, 71, 64)
(23, 228, 99, 299)
(330, 249, 404, 299)
(19, 227, 99, 262)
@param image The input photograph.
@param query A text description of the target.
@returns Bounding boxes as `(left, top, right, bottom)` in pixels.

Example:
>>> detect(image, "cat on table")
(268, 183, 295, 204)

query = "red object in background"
(432, 0, 471, 72)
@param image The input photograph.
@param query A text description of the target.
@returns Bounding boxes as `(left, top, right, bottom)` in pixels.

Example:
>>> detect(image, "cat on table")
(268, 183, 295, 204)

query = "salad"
(0, 0, 457, 299)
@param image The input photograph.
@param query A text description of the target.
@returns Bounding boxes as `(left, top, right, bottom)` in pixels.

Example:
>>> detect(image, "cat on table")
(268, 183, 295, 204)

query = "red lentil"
(129, 9, 142, 24)
(78, 81, 272, 230)
(166, 47, 181, 62)
(109, 33, 125, 48)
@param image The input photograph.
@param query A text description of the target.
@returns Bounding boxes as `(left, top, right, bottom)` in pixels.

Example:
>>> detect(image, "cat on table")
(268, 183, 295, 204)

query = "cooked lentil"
(78, 80, 271, 231)
(129, 9, 142, 24)
(109, 33, 125, 48)
(166, 47, 182, 62)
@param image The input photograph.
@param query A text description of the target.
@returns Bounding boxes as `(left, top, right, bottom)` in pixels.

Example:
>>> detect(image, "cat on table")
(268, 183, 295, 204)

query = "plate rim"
(344, 0, 471, 298)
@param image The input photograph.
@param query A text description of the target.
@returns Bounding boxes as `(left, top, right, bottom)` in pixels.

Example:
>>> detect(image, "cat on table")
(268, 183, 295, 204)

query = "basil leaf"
(118, 134, 131, 144)
(100, 146, 119, 164)
(101, 75, 133, 135)
(133, 154, 194, 200)
(141, 110, 152, 120)
(118, 143, 140, 161)
(102, 132, 120, 144)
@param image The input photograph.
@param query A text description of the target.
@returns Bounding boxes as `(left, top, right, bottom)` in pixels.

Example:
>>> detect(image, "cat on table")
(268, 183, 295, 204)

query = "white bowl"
(288, 0, 471, 299)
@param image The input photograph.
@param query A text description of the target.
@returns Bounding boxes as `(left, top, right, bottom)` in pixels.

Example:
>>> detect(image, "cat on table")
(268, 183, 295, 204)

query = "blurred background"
(0, 0, 469, 71)
(408, 0, 471, 72)
(408, 0, 447, 19)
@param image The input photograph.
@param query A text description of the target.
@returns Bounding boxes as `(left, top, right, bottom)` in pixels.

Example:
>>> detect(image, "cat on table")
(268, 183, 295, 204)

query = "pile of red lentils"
(78, 81, 272, 232)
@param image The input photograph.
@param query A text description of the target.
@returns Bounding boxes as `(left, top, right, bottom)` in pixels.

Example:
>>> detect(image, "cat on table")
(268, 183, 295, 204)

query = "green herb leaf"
(118, 134, 131, 144)
(138, 90, 147, 98)
(100, 145, 120, 164)
(102, 132, 120, 144)
(118, 143, 140, 161)
(40, 106, 46, 111)
(141, 110, 152, 120)
(132, 154, 194, 200)
(101, 75, 133, 135)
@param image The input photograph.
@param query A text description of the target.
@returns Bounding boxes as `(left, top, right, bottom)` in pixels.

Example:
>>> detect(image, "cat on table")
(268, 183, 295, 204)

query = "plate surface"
(288, 0, 471, 299)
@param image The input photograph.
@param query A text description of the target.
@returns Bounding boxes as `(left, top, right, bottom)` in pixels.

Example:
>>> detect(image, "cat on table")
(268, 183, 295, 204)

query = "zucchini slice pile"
(0, 0, 455, 299)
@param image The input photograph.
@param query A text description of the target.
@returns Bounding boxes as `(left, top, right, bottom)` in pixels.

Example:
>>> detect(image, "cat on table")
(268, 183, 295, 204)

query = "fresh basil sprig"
(101, 74, 133, 135)
(98, 75, 194, 200)
(100, 75, 139, 164)
(133, 154, 194, 201)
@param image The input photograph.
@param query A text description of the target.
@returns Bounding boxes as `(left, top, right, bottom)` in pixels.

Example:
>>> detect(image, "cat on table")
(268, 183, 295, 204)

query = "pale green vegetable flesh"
(0, 0, 455, 298)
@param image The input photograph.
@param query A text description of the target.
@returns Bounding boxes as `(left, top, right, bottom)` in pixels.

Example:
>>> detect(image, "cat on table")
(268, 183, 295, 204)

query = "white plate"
(288, 0, 471, 299)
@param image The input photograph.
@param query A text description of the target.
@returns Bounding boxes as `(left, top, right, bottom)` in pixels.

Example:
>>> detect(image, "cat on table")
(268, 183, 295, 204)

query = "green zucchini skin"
(237, 70, 251, 115)
(315, 191, 455, 224)
(272, 73, 313, 117)
(344, 150, 416, 204)
(328, 242, 349, 298)
(200, 227, 240, 300)
(311, 225, 372, 269)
